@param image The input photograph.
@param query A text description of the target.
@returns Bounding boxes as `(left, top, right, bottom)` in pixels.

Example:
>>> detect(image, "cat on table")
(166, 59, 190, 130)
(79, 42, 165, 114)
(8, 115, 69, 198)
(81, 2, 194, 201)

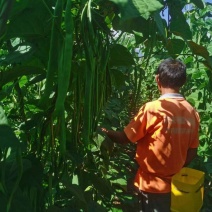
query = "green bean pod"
(81, 2, 95, 148)
(55, 0, 74, 156)
(55, 0, 74, 115)
(39, 0, 63, 108)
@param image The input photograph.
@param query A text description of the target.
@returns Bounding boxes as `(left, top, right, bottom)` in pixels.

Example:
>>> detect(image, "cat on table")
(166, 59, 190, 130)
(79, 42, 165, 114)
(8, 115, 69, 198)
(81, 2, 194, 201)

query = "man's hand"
(100, 128, 130, 145)
(101, 127, 108, 133)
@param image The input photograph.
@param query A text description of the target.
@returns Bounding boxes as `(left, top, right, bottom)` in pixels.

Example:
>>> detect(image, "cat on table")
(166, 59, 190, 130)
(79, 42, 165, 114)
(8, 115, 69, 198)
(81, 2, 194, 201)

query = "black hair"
(156, 58, 186, 88)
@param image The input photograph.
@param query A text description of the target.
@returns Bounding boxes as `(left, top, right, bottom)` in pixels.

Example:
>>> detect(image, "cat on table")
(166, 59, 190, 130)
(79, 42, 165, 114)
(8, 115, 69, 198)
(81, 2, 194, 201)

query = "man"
(101, 58, 200, 211)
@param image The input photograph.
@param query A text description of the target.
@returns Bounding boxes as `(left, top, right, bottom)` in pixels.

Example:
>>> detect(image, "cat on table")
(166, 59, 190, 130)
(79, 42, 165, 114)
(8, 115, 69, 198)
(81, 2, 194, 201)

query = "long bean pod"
(39, 0, 63, 108)
(55, 0, 74, 156)
(55, 0, 74, 115)
(81, 0, 96, 148)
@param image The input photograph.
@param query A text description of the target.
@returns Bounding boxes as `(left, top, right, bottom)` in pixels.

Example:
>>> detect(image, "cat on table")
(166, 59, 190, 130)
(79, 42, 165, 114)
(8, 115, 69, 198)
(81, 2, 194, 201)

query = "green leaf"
(170, 16, 192, 39)
(188, 41, 210, 59)
(153, 12, 166, 38)
(190, 0, 205, 9)
(113, 16, 150, 37)
(0, 46, 35, 66)
(202, 56, 212, 70)
(111, 208, 123, 212)
(20, 112, 43, 131)
(110, 69, 128, 89)
(19, 155, 43, 189)
(111, 178, 127, 186)
(208, 43, 212, 56)
(0, 66, 45, 87)
(166, 39, 185, 56)
(5, 1, 52, 39)
(64, 183, 87, 205)
(9, 187, 33, 212)
(72, 174, 79, 185)
(10, 0, 31, 17)
(110, 0, 163, 20)
(89, 174, 113, 198)
(205, 158, 212, 173)
(109, 44, 135, 67)
(0, 106, 8, 126)
(0, 125, 20, 150)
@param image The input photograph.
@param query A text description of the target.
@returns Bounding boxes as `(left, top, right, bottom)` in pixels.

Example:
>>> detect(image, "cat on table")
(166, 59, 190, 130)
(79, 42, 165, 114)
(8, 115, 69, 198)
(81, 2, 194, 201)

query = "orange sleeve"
(124, 104, 148, 143)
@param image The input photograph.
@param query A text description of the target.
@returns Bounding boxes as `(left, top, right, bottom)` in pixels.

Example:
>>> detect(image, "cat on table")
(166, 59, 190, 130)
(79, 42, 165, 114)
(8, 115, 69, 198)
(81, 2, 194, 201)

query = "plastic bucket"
(171, 167, 205, 212)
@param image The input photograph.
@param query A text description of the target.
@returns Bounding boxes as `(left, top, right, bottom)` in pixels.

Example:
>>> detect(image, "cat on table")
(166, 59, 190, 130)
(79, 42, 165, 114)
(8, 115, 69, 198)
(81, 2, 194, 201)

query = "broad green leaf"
(18, 76, 28, 88)
(153, 12, 166, 38)
(170, 16, 192, 40)
(0, 46, 35, 66)
(190, 0, 205, 9)
(110, 69, 128, 89)
(113, 16, 150, 38)
(188, 41, 210, 59)
(110, 0, 163, 20)
(109, 44, 135, 67)
(5, 1, 51, 39)
(0, 66, 45, 87)
(166, 39, 185, 56)
(10, 0, 31, 17)
(133, 31, 144, 44)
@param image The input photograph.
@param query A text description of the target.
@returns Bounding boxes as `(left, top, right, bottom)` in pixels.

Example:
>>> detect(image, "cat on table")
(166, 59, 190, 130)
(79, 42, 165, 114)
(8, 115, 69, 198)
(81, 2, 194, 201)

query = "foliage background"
(0, 0, 212, 211)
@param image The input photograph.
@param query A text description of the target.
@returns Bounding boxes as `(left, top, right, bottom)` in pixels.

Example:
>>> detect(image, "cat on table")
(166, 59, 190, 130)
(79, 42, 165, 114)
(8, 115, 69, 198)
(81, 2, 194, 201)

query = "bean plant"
(0, 0, 211, 211)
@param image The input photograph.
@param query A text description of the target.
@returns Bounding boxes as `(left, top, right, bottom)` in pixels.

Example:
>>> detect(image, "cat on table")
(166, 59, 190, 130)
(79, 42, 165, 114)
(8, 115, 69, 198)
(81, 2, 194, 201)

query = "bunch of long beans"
(36, 0, 111, 207)
(80, 0, 110, 149)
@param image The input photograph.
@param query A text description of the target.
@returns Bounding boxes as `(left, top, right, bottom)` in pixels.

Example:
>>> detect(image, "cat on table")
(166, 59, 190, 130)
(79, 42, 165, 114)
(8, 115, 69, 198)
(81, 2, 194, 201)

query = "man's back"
(124, 96, 200, 193)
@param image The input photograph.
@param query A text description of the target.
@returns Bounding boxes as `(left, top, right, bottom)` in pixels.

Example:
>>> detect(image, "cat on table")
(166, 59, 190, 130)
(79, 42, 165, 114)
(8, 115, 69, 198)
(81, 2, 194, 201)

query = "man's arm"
(101, 128, 131, 145)
(183, 148, 197, 167)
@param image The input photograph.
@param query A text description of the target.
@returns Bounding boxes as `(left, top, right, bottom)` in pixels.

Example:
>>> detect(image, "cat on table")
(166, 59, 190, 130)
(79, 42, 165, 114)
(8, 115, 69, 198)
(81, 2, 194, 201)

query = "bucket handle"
(173, 184, 204, 193)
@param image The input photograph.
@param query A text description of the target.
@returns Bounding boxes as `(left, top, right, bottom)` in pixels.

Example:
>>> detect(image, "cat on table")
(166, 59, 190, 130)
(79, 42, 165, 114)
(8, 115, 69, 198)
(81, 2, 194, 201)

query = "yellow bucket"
(171, 167, 205, 212)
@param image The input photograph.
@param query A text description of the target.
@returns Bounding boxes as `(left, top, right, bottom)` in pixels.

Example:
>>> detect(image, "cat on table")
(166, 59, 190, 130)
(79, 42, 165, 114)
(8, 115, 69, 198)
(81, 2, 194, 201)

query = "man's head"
(155, 58, 186, 89)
